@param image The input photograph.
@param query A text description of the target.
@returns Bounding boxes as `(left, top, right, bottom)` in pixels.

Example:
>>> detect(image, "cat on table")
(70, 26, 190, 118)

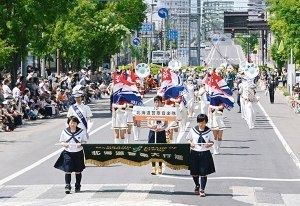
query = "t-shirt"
(186, 126, 214, 152)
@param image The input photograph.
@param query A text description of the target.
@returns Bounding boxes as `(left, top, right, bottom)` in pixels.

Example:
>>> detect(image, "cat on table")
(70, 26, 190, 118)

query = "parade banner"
(83, 144, 190, 170)
(132, 106, 177, 121)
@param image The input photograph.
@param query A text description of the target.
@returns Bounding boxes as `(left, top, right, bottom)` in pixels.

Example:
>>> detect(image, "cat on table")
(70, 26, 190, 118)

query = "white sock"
(126, 133, 130, 143)
(172, 131, 178, 143)
(218, 140, 222, 148)
(122, 138, 127, 144)
(133, 126, 141, 141)
(214, 140, 219, 153)
(114, 138, 120, 144)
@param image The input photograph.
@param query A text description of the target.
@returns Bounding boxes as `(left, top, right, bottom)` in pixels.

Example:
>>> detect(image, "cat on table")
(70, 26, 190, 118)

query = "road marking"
(0, 148, 64, 186)
(231, 186, 262, 205)
(117, 184, 152, 202)
(0, 98, 154, 186)
(159, 174, 300, 182)
(235, 44, 241, 63)
(257, 102, 300, 170)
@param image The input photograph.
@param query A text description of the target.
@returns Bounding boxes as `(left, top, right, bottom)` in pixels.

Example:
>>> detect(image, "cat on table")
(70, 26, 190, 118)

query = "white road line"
(257, 102, 300, 170)
(117, 184, 152, 201)
(0, 98, 154, 186)
(235, 44, 241, 63)
(159, 174, 300, 182)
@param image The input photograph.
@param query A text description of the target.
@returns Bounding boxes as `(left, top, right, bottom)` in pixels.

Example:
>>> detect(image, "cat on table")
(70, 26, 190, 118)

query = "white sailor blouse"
(186, 126, 214, 152)
(59, 127, 87, 153)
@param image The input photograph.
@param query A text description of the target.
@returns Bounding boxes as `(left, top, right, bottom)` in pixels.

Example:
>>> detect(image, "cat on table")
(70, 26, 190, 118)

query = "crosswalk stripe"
(62, 184, 103, 201)
(117, 184, 153, 201)
(6, 185, 53, 202)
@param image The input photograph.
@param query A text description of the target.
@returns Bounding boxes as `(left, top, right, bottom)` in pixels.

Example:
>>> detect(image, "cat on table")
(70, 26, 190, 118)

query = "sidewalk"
(257, 88, 300, 168)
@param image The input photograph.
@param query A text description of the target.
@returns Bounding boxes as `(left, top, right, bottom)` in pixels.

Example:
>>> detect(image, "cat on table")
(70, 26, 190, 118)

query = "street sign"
(158, 8, 168, 19)
(167, 30, 178, 41)
(133, 38, 140, 46)
(242, 35, 251, 38)
(141, 24, 152, 31)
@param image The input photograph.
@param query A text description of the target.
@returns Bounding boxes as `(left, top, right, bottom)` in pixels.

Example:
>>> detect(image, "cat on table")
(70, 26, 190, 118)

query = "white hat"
(188, 77, 193, 81)
(2, 100, 9, 104)
(73, 91, 83, 98)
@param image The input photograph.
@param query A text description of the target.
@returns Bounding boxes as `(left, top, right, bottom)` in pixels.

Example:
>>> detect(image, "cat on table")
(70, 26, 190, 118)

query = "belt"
(115, 108, 126, 111)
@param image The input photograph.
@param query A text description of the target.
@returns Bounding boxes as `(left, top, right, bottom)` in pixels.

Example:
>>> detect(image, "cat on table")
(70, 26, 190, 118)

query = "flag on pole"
(161, 68, 186, 99)
(113, 72, 143, 105)
(207, 72, 234, 110)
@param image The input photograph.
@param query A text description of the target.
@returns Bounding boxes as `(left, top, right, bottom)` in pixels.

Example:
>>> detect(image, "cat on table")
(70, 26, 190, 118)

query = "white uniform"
(59, 128, 87, 153)
(210, 106, 225, 131)
(67, 103, 93, 133)
(186, 83, 195, 117)
(112, 104, 128, 129)
(244, 88, 258, 129)
(199, 86, 208, 115)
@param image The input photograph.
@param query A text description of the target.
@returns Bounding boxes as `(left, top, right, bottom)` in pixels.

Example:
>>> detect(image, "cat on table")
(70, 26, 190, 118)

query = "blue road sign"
(167, 30, 178, 41)
(141, 24, 152, 31)
(158, 8, 168, 19)
(133, 38, 140, 46)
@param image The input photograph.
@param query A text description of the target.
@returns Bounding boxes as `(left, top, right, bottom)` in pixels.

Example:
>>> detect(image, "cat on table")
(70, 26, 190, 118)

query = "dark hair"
(154, 95, 163, 103)
(67, 116, 80, 124)
(197, 114, 208, 123)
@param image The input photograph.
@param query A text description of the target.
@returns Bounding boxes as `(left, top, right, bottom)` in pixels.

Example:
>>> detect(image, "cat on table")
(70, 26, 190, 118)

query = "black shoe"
(194, 186, 200, 195)
(75, 183, 81, 193)
(65, 184, 71, 194)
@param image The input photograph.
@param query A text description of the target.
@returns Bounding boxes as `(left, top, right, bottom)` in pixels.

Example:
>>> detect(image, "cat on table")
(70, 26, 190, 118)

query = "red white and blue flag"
(113, 71, 143, 106)
(161, 68, 187, 101)
(206, 72, 234, 110)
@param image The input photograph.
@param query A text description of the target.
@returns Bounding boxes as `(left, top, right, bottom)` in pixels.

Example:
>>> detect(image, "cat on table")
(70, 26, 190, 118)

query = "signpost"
(167, 30, 178, 41)
(158, 8, 168, 19)
(133, 38, 140, 46)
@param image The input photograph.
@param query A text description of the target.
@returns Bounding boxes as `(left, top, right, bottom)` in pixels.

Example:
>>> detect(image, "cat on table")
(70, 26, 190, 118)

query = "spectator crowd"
(0, 66, 113, 132)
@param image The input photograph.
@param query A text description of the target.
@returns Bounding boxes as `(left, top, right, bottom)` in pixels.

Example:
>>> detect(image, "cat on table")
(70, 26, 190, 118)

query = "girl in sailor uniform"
(54, 116, 87, 194)
(147, 96, 168, 175)
(186, 114, 215, 197)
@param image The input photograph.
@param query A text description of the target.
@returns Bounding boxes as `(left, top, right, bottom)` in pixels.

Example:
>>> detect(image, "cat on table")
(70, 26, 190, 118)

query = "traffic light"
(159, 31, 162, 39)
(231, 32, 235, 38)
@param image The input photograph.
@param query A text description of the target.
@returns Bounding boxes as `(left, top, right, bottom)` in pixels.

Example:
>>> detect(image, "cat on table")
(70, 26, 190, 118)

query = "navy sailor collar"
(192, 126, 211, 135)
(64, 127, 83, 136)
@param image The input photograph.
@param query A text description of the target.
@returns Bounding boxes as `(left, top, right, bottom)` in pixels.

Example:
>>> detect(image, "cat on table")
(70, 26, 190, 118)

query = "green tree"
(267, 0, 300, 65)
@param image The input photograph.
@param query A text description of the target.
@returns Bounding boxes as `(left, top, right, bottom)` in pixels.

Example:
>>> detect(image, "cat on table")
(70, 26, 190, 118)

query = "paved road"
(0, 91, 300, 205)
(202, 39, 247, 68)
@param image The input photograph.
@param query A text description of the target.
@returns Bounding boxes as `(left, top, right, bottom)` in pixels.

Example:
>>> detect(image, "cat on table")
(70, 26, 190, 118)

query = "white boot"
(172, 131, 178, 143)
(213, 140, 219, 155)
(217, 140, 222, 153)
(114, 138, 120, 144)
(133, 126, 140, 141)
(125, 133, 130, 144)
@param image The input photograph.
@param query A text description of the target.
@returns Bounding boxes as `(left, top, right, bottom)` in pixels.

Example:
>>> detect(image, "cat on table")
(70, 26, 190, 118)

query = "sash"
(72, 105, 88, 130)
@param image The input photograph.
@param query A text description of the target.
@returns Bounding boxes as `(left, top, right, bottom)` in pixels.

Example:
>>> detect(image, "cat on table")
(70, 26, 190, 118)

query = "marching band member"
(240, 77, 249, 120)
(165, 97, 180, 143)
(147, 96, 168, 175)
(112, 101, 127, 143)
(198, 80, 208, 115)
(209, 99, 225, 155)
(125, 103, 134, 143)
(186, 77, 195, 117)
(67, 91, 93, 138)
(54, 116, 87, 194)
(244, 84, 259, 129)
(186, 114, 215, 197)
